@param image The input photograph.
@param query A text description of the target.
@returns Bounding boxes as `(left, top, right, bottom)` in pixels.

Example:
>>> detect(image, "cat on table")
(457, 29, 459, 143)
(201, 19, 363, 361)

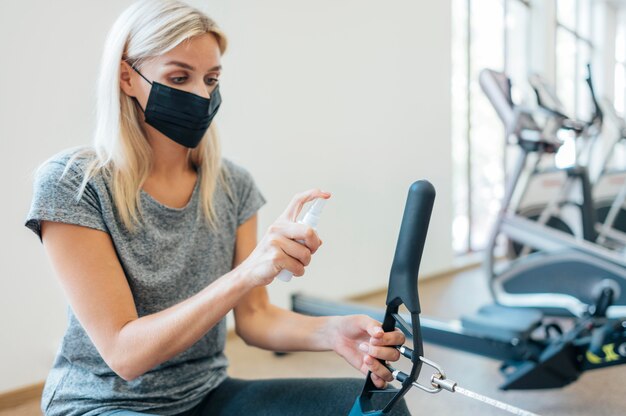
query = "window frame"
(452, 0, 531, 254)
(554, 0, 595, 120)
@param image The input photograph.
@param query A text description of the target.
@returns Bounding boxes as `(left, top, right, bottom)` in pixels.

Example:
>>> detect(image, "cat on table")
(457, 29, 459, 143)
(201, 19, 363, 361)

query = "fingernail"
(358, 343, 369, 353)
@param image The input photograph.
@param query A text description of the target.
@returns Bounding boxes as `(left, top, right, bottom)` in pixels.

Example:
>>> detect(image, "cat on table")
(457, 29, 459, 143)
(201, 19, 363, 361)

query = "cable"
(393, 345, 541, 415)
(451, 384, 540, 416)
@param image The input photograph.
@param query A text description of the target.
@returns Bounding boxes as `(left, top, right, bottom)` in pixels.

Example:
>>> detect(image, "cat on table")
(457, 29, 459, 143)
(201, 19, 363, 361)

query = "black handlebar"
(386, 180, 436, 314)
(353, 180, 436, 415)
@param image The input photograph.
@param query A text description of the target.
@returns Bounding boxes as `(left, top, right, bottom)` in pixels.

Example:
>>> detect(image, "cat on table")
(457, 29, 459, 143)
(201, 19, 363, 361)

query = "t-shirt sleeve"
(24, 160, 109, 242)
(224, 160, 267, 227)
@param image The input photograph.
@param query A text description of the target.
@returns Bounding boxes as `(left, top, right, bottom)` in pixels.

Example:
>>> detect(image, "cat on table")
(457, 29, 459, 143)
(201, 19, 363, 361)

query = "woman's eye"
(205, 77, 219, 86)
(170, 76, 187, 84)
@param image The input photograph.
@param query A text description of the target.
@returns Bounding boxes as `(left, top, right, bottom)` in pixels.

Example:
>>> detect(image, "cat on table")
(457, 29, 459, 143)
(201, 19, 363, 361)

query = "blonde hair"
(68, 0, 229, 231)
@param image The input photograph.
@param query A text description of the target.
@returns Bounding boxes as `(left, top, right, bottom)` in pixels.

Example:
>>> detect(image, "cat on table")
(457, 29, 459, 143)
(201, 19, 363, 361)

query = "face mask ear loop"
(127, 63, 152, 114)
(129, 64, 153, 86)
(132, 96, 146, 114)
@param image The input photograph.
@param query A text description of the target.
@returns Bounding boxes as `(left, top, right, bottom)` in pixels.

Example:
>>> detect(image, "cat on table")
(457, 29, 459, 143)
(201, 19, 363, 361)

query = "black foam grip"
(386, 180, 436, 314)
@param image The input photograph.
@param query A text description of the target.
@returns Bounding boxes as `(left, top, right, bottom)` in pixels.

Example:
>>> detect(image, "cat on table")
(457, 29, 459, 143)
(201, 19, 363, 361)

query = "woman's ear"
(119, 61, 135, 98)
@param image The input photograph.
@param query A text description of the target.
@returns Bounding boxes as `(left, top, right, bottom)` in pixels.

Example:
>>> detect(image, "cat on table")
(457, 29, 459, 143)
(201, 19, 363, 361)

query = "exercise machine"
(348, 181, 540, 415)
(290, 70, 626, 395)
(505, 65, 602, 256)
(513, 64, 626, 253)
(593, 97, 626, 248)
(346, 182, 626, 415)
(480, 68, 626, 317)
(294, 179, 626, 403)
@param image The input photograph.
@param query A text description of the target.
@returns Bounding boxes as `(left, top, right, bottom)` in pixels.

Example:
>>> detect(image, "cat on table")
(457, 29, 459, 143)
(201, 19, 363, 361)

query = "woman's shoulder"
(26, 146, 109, 240)
(221, 157, 250, 177)
(219, 158, 266, 223)
(220, 157, 257, 188)
(36, 146, 99, 181)
(31, 146, 106, 206)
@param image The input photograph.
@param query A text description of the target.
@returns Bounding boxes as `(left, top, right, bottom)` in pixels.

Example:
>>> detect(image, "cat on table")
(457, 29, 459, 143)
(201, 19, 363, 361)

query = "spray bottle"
(276, 198, 327, 282)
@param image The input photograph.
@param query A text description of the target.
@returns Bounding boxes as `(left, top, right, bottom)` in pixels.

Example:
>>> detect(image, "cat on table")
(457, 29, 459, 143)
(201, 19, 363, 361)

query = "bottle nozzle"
(308, 198, 327, 216)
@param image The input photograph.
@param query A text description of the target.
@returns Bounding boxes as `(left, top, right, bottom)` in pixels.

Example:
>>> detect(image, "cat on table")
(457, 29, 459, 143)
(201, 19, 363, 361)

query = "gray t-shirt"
(24, 148, 266, 416)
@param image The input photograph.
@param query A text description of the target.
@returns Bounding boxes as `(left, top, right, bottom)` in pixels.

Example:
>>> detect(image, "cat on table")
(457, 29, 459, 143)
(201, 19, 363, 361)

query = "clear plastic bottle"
(276, 198, 327, 282)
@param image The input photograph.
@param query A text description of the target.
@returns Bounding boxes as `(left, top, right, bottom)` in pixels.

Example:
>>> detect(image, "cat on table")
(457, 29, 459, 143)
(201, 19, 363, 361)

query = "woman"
(24, 1, 411, 415)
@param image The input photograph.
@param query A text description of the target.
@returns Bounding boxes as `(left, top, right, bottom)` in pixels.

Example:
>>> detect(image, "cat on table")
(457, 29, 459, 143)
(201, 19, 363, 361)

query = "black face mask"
(131, 66, 221, 149)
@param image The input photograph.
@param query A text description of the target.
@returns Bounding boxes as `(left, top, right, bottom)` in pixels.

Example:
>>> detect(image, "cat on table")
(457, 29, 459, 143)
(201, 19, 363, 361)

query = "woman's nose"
(192, 81, 212, 99)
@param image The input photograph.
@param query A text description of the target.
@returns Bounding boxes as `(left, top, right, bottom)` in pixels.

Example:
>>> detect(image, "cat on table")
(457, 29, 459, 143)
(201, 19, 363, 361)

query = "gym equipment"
(295, 179, 626, 399)
(530, 63, 603, 164)
(291, 70, 626, 395)
(506, 64, 602, 256)
(480, 68, 626, 317)
(515, 64, 626, 253)
(593, 97, 626, 248)
(348, 180, 432, 415)
(346, 180, 540, 416)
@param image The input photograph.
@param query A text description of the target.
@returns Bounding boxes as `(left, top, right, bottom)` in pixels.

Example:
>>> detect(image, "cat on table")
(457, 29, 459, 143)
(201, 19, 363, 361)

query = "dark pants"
(181, 377, 412, 416)
(100, 377, 412, 416)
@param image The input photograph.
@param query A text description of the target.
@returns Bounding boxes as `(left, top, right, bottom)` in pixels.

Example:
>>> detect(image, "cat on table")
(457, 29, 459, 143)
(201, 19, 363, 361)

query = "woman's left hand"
(328, 314, 406, 389)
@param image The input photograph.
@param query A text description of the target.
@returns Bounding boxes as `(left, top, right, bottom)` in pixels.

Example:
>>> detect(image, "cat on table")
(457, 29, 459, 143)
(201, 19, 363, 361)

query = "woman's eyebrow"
(164, 61, 222, 72)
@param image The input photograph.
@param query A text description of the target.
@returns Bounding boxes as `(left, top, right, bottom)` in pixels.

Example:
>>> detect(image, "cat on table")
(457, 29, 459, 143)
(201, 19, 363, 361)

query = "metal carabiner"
(410, 356, 446, 394)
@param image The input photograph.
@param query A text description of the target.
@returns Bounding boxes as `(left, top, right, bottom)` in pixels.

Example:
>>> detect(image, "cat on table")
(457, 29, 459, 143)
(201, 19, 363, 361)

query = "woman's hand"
(236, 189, 331, 287)
(328, 315, 406, 389)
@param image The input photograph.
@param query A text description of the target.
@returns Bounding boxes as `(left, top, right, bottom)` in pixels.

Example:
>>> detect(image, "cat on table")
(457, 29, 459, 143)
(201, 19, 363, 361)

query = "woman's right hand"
(236, 189, 331, 287)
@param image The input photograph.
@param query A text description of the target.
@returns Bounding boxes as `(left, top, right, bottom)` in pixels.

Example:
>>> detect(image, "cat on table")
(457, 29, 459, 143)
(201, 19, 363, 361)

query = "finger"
(277, 235, 312, 267)
(371, 373, 388, 389)
(365, 321, 384, 338)
(360, 343, 401, 362)
(369, 329, 405, 347)
(273, 222, 322, 254)
(365, 356, 394, 383)
(276, 249, 306, 277)
(280, 189, 331, 222)
(364, 355, 394, 383)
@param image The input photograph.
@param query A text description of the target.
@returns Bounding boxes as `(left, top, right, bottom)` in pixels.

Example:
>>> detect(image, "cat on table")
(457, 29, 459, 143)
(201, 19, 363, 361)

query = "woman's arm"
(233, 214, 334, 351)
(233, 214, 406, 389)
(41, 189, 328, 381)
(41, 220, 255, 381)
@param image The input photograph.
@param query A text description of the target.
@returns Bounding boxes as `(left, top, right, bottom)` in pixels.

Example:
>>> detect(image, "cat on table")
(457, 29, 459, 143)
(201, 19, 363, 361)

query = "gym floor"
(2, 266, 625, 416)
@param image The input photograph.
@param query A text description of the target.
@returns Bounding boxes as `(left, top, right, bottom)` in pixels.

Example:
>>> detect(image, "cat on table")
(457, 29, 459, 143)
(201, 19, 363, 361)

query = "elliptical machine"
(480, 68, 626, 318)
(592, 97, 626, 248)
(505, 65, 603, 257)
(513, 64, 626, 254)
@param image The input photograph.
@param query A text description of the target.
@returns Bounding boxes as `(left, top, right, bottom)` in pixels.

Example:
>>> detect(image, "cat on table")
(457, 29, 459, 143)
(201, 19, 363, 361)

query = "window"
(616, 9, 625, 115)
(451, 0, 531, 253)
(555, 0, 595, 121)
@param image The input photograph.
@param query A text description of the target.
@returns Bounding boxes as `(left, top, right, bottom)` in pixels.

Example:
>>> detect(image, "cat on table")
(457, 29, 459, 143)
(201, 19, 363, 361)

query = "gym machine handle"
(349, 180, 436, 415)
(386, 180, 435, 314)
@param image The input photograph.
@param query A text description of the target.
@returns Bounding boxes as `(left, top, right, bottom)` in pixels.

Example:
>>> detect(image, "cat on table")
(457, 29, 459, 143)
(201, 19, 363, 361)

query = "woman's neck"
(147, 134, 196, 180)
